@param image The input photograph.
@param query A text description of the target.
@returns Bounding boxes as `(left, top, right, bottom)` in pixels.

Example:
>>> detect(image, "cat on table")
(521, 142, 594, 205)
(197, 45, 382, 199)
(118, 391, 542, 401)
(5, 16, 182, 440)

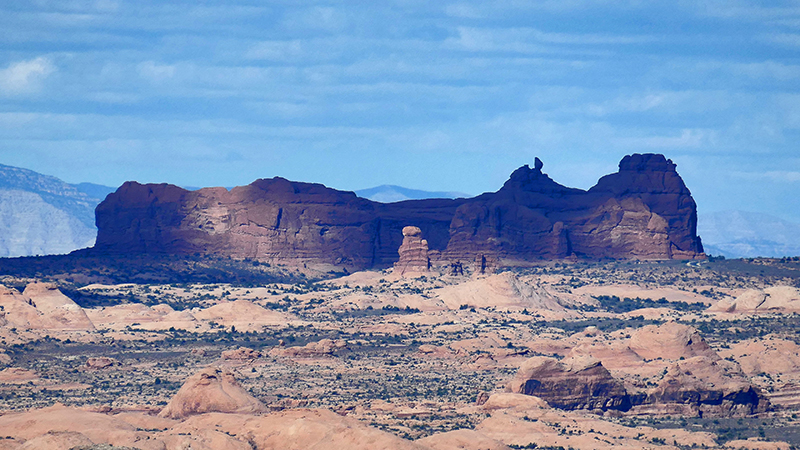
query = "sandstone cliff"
(93, 154, 704, 269)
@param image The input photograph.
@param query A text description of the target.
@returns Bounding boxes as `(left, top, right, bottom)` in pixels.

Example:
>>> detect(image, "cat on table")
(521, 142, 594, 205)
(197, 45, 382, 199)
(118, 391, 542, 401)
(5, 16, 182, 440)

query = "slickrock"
(481, 392, 549, 412)
(394, 226, 430, 276)
(192, 299, 300, 331)
(17, 431, 94, 450)
(85, 302, 199, 331)
(22, 282, 95, 330)
(432, 272, 566, 312)
(0, 367, 38, 383)
(221, 347, 262, 361)
(709, 286, 800, 313)
(417, 429, 511, 450)
(0, 284, 95, 331)
(170, 409, 430, 450)
(627, 321, 717, 361)
(0, 404, 150, 449)
(84, 357, 118, 370)
(158, 366, 267, 419)
(270, 338, 348, 358)
(93, 154, 703, 269)
(508, 355, 631, 411)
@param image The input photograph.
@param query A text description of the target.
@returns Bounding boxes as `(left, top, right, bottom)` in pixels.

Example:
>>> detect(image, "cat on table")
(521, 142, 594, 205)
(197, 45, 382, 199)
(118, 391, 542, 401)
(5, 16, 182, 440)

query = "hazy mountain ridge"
(0, 164, 114, 257)
(355, 184, 469, 203)
(698, 210, 800, 258)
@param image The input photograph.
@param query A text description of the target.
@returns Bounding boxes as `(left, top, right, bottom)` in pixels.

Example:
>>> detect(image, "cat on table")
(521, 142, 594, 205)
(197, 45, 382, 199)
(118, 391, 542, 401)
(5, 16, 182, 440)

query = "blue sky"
(1, 0, 799, 221)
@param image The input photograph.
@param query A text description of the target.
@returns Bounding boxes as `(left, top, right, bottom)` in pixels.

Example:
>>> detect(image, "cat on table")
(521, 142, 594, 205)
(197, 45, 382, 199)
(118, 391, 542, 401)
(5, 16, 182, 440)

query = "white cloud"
(616, 129, 717, 149)
(443, 27, 652, 55)
(0, 57, 56, 95)
(137, 61, 176, 82)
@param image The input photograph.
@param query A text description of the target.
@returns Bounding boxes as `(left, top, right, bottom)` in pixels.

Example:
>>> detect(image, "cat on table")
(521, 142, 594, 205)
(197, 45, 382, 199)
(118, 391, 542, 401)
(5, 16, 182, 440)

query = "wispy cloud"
(0, 57, 56, 95)
(732, 170, 800, 183)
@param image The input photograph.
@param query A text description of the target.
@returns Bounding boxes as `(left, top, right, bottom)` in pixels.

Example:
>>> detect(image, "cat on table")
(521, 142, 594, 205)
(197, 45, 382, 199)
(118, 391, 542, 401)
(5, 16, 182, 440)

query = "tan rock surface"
(432, 272, 567, 313)
(417, 429, 511, 450)
(193, 299, 299, 331)
(171, 409, 430, 450)
(17, 431, 94, 450)
(709, 286, 800, 313)
(85, 302, 200, 331)
(0, 404, 155, 449)
(159, 366, 267, 419)
(22, 282, 95, 330)
(0, 367, 38, 383)
(221, 347, 262, 361)
(270, 338, 348, 358)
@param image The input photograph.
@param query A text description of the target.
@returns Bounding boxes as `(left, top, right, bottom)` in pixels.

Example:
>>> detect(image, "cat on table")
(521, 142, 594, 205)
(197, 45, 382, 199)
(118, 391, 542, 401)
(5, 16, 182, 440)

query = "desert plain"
(0, 255, 798, 449)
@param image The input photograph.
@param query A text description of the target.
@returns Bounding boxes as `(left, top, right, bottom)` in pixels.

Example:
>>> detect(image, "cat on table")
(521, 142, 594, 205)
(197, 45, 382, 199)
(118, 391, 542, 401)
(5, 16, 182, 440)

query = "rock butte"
(92, 154, 704, 270)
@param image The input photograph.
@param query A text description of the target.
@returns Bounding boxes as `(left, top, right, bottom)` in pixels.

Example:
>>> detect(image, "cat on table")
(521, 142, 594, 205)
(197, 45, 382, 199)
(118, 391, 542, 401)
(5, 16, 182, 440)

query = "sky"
(0, 0, 799, 221)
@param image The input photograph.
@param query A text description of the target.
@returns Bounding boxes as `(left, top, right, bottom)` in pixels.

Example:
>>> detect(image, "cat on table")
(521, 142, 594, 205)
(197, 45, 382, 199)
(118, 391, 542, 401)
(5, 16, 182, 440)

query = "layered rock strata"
(394, 226, 430, 276)
(508, 355, 631, 411)
(93, 154, 704, 269)
(512, 323, 769, 417)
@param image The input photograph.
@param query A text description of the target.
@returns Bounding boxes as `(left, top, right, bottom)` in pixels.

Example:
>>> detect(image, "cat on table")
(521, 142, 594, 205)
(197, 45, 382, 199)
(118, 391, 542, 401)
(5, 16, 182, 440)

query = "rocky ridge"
(92, 154, 704, 269)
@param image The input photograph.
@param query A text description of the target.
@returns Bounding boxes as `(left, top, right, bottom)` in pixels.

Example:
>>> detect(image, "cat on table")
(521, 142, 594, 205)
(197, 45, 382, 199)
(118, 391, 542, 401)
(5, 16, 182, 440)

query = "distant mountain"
(355, 185, 470, 203)
(698, 210, 800, 258)
(0, 164, 114, 257)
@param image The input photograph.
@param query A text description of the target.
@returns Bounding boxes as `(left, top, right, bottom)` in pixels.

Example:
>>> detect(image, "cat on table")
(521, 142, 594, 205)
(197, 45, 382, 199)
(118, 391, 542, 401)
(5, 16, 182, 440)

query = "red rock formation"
(394, 226, 430, 276)
(508, 355, 631, 411)
(93, 154, 704, 269)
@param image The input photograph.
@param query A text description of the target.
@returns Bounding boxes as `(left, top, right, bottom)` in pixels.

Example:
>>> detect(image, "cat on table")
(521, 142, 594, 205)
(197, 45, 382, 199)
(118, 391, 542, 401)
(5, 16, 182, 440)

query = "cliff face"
(93, 154, 704, 269)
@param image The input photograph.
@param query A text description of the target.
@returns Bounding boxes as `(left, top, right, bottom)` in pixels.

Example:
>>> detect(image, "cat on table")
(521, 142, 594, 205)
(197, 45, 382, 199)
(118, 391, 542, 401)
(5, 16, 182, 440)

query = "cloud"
(0, 57, 56, 95)
(245, 40, 304, 61)
(442, 26, 653, 56)
(732, 170, 800, 183)
(137, 61, 176, 82)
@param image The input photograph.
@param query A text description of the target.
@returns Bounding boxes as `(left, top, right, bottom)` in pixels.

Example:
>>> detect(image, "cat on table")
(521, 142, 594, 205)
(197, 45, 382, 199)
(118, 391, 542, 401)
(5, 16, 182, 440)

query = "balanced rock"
(508, 355, 631, 411)
(159, 367, 267, 419)
(394, 226, 430, 276)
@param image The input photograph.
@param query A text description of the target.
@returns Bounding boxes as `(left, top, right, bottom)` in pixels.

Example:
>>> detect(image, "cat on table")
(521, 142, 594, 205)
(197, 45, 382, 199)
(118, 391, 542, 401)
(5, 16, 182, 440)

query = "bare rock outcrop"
(159, 367, 267, 419)
(515, 322, 770, 417)
(84, 357, 118, 370)
(221, 347, 262, 361)
(0, 283, 95, 331)
(649, 356, 769, 417)
(394, 226, 430, 276)
(508, 355, 631, 411)
(270, 338, 348, 358)
(709, 286, 800, 314)
(92, 154, 703, 269)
